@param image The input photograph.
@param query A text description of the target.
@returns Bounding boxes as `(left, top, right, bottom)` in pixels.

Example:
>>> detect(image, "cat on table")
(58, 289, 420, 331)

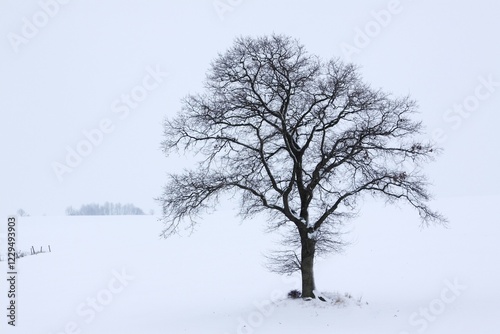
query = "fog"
(1, 0, 499, 216)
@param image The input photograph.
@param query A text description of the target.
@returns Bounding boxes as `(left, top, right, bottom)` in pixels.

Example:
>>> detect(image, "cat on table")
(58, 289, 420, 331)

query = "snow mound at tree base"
(284, 291, 367, 308)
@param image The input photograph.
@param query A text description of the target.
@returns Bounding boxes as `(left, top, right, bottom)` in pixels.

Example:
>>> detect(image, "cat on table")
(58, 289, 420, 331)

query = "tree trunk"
(300, 232, 317, 298)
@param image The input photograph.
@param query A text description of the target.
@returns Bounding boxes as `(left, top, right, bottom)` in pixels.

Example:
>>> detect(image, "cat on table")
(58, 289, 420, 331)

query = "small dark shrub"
(288, 289, 302, 299)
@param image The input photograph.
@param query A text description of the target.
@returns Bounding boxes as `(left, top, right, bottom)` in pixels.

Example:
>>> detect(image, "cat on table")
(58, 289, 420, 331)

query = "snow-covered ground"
(1, 195, 499, 333)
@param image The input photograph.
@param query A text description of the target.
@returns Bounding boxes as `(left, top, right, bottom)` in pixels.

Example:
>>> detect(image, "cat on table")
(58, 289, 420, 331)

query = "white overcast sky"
(1, 0, 499, 216)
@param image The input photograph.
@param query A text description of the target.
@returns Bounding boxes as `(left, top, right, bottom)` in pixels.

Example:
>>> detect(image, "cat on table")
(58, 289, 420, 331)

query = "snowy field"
(2, 0, 499, 333)
(1, 195, 498, 334)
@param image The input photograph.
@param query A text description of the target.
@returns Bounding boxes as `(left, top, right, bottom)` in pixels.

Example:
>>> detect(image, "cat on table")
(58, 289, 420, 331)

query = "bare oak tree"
(158, 35, 446, 299)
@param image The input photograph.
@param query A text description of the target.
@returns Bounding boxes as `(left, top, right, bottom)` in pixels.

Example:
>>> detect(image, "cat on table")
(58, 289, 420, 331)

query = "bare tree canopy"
(158, 35, 446, 298)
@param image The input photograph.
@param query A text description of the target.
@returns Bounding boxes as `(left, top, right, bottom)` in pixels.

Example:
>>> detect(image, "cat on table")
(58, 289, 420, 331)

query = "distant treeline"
(66, 202, 145, 216)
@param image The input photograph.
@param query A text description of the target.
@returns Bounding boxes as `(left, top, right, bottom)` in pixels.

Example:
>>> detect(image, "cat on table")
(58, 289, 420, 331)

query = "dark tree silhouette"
(158, 35, 446, 299)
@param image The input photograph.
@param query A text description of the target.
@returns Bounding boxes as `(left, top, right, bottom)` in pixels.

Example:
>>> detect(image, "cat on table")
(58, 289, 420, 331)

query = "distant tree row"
(66, 202, 145, 216)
